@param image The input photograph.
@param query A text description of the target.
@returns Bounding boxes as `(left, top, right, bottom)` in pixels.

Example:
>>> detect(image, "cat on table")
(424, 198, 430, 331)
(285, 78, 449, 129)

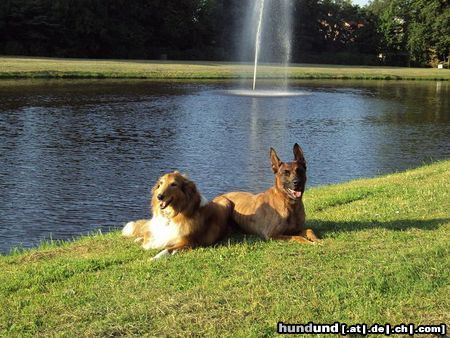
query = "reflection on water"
(0, 80, 448, 252)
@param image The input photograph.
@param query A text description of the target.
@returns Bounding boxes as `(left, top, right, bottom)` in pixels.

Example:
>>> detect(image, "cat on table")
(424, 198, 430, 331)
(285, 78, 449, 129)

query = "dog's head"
(270, 143, 307, 201)
(151, 171, 200, 217)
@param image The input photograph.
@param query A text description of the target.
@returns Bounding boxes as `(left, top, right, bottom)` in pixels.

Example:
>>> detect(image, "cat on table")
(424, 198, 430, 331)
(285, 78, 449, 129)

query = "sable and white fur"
(122, 171, 231, 260)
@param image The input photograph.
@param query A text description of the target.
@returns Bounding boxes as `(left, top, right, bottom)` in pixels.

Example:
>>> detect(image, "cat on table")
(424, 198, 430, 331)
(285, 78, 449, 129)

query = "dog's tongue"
(288, 188, 302, 199)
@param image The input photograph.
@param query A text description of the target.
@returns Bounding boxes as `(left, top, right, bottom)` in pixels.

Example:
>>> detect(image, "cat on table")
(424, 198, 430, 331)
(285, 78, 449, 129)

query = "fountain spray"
(252, 0, 265, 91)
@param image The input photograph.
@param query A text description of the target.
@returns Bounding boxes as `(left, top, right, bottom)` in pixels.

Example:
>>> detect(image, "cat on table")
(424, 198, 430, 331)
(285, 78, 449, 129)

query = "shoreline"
(1, 159, 448, 256)
(1, 56, 449, 81)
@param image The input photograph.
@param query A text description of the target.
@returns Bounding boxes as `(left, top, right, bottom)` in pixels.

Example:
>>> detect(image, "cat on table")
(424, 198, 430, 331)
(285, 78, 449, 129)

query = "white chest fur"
(142, 215, 181, 250)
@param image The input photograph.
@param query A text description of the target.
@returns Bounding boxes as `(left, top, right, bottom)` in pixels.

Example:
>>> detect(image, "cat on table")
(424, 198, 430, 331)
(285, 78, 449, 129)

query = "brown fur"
(221, 144, 320, 244)
(123, 171, 231, 256)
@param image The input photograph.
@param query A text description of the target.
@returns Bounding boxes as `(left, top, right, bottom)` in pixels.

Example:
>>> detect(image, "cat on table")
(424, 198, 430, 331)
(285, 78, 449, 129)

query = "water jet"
(227, 0, 306, 97)
(252, 0, 265, 91)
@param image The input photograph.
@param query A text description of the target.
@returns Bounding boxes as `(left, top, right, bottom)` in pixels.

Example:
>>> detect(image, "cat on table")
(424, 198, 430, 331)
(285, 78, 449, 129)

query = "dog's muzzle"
(159, 197, 173, 210)
(287, 188, 302, 199)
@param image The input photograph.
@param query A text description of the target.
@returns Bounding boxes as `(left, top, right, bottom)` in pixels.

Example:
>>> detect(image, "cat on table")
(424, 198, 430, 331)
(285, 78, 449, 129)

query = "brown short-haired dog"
(221, 143, 319, 244)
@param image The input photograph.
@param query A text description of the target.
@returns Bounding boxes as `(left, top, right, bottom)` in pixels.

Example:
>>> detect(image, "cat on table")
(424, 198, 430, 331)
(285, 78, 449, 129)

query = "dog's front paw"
(150, 249, 170, 261)
(312, 239, 324, 246)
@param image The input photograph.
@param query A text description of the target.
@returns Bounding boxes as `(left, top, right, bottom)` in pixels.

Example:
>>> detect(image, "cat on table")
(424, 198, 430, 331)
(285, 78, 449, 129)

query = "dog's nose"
(157, 194, 164, 201)
(293, 181, 302, 190)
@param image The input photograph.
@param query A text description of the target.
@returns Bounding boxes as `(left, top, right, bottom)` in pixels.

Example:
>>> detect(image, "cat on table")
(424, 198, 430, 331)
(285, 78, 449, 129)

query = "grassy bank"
(1, 56, 449, 80)
(1, 161, 449, 336)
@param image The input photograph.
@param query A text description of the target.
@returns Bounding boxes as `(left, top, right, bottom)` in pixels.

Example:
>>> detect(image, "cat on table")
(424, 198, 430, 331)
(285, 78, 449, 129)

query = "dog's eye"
(170, 183, 177, 187)
(284, 170, 290, 176)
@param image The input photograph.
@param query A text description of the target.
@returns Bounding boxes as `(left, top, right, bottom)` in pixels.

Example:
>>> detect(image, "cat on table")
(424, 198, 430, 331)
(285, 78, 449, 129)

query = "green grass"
(1, 56, 449, 80)
(1, 161, 449, 337)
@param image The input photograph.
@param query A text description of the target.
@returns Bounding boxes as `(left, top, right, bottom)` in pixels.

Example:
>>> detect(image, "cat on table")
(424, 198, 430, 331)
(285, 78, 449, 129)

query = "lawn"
(1, 56, 449, 80)
(0, 160, 449, 336)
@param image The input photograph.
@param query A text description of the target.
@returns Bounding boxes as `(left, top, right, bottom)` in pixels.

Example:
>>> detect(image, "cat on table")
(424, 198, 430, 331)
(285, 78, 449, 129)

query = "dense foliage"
(0, 0, 448, 66)
(368, 0, 449, 66)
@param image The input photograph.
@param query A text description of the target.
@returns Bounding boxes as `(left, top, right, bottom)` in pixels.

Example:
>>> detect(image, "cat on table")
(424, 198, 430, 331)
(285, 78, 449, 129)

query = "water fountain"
(252, 0, 266, 91)
(226, 0, 308, 97)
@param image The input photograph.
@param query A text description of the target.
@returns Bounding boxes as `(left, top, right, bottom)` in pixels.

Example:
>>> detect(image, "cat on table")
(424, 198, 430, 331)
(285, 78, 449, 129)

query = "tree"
(433, 2, 450, 64)
(368, 0, 449, 66)
(407, 0, 449, 66)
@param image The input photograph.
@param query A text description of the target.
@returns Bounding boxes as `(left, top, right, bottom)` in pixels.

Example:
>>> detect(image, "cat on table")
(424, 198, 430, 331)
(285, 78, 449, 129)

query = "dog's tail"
(122, 219, 149, 238)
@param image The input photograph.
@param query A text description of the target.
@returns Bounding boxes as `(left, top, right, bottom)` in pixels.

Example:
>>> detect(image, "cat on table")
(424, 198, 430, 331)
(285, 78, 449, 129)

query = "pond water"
(0, 79, 448, 253)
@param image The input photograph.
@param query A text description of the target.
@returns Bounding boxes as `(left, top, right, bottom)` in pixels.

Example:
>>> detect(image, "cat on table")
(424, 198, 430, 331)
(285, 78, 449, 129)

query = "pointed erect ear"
(293, 143, 306, 165)
(270, 147, 282, 173)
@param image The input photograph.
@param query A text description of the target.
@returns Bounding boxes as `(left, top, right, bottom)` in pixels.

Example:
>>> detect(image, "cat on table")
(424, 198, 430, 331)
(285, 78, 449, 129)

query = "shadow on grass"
(220, 218, 449, 245)
(220, 231, 265, 246)
(309, 218, 449, 237)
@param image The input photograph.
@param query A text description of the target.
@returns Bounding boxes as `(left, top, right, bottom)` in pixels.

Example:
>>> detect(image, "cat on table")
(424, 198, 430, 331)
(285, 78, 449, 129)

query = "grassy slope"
(0, 161, 449, 337)
(1, 56, 449, 80)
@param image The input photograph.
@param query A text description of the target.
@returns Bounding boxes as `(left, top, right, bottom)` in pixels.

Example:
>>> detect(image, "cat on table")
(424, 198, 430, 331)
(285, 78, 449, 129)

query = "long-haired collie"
(122, 171, 231, 260)
(221, 143, 320, 244)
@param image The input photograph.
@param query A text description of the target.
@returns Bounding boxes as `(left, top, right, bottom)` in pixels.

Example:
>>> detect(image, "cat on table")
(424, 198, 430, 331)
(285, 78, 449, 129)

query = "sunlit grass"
(0, 56, 449, 80)
(0, 160, 449, 336)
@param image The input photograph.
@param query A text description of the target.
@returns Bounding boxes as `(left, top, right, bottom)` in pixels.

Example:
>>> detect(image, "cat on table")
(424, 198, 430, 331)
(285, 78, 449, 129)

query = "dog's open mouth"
(287, 188, 302, 199)
(159, 197, 173, 210)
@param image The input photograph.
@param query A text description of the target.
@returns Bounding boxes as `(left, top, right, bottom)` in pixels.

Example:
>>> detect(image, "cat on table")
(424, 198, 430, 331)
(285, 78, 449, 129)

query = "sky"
(352, 0, 370, 6)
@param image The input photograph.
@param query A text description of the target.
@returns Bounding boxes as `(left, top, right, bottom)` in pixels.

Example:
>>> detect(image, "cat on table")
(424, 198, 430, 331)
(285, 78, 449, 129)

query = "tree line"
(0, 0, 448, 67)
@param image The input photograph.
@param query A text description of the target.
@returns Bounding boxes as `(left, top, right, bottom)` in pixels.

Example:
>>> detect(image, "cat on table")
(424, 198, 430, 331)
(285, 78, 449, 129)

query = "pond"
(0, 79, 448, 253)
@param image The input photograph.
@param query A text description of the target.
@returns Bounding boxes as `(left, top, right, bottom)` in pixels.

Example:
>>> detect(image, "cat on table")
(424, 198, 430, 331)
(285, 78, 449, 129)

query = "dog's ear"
(293, 143, 306, 165)
(270, 147, 282, 173)
(179, 171, 190, 179)
(181, 178, 198, 200)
